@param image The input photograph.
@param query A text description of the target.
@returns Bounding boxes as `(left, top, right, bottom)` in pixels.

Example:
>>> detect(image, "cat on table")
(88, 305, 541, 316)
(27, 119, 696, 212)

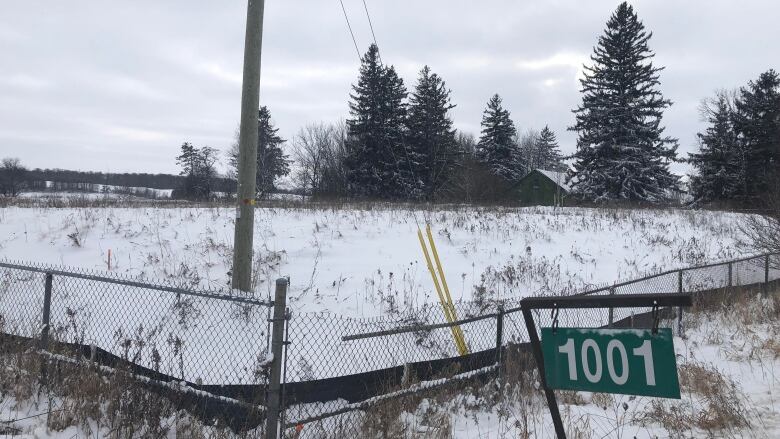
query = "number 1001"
(558, 338, 655, 386)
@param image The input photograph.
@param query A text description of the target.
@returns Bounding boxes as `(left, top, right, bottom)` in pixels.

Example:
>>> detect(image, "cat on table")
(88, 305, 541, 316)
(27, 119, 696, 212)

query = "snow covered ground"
(0, 205, 751, 318)
(0, 204, 758, 385)
(1, 288, 777, 438)
(19, 182, 174, 199)
(0, 203, 776, 437)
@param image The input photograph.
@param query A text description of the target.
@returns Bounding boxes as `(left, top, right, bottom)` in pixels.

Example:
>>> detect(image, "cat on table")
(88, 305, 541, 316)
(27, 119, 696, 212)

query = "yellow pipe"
(426, 224, 469, 353)
(418, 228, 467, 355)
(418, 229, 454, 323)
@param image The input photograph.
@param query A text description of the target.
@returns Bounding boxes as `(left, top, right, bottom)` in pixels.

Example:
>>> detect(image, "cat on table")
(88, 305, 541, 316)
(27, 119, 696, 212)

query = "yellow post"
(426, 225, 468, 353)
(418, 228, 468, 355)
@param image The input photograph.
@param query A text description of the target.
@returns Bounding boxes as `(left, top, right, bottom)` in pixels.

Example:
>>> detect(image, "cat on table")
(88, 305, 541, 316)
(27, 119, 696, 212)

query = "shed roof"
(535, 169, 571, 192)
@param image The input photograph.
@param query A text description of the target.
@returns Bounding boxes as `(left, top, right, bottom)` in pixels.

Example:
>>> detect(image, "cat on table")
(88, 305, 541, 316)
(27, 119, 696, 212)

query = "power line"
(361, 0, 378, 48)
(339, 0, 361, 60)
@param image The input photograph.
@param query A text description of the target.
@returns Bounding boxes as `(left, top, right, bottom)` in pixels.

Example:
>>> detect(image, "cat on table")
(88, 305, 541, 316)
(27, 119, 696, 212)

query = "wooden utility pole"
(232, 0, 265, 291)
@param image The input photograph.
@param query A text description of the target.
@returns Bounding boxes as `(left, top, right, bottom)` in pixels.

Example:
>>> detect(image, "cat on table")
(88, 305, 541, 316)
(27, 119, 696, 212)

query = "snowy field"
(18, 182, 174, 199)
(0, 203, 762, 385)
(0, 202, 776, 437)
(0, 204, 751, 319)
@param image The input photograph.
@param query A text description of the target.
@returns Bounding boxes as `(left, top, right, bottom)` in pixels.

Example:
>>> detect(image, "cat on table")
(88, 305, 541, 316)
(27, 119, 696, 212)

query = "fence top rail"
(577, 252, 777, 296)
(522, 293, 693, 310)
(342, 311, 500, 342)
(0, 260, 273, 307)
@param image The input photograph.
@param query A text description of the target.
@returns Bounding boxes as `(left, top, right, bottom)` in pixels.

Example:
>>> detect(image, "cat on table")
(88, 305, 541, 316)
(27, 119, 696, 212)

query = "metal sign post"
(520, 293, 692, 439)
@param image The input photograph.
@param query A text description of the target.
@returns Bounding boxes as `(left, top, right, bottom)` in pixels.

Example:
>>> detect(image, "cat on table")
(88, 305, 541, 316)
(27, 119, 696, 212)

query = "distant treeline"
(23, 169, 236, 195)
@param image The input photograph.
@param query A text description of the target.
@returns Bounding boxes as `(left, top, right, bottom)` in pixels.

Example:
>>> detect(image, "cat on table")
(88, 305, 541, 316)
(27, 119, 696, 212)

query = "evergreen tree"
(228, 106, 291, 196)
(176, 142, 218, 200)
(256, 106, 290, 194)
(176, 142, 198, 177)
(688, 92, 742, 203)
(535, 126, 566, 172)
(569, 2, 678, 202)
(733, 69, 780, 199)
(344, 44, 409, 198)
(405, 66, 459, 199)
(476, 94, 522, 181)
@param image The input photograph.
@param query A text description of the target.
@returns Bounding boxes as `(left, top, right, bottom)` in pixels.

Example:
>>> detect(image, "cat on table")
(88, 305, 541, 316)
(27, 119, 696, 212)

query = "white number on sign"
(633, 340, 656, 386)
(606, 339, 629, 385)
(581, 339, 603, 383)
(558, 338, 656, 386)
(558, 338, 577, 380)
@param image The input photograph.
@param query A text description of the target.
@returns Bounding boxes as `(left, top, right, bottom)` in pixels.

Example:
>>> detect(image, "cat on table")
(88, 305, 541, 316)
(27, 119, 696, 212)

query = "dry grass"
(635, 361, 751, 437)
(0, 339, 264, 438)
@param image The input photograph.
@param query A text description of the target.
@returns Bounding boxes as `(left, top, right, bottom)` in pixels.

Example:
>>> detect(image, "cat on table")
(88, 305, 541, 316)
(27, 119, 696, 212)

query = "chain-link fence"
(0, 260, 274, 431)
(281, 253, 780, 437)
(2, 252, 779, 437)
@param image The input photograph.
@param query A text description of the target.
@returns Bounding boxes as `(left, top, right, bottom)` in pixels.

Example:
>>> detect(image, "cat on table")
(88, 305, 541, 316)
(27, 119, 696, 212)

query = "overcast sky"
(1, 0, 778, 175)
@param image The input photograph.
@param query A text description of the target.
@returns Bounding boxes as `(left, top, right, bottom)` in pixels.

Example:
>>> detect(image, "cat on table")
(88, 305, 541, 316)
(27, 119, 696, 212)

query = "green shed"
(517, 169, 569, 206)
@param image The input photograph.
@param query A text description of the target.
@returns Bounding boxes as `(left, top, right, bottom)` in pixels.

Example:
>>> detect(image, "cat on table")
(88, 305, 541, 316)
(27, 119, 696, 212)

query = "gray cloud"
(0, 0, 777, 175)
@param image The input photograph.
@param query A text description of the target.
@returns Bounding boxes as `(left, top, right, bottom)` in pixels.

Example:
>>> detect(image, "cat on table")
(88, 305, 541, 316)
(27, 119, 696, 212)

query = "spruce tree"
(688, 92, 742, 203)
(256, 106, 290, 194)
(345, 44, 409, 198)
(476, 94, 522, 181)
(406, 66, 459, 199)
(176, 142, 198, 198)
(733, 69, 780, 199)
(569, 2, 678, 202)
(535, 126, 566, 172)
(228, 106, 291, 196)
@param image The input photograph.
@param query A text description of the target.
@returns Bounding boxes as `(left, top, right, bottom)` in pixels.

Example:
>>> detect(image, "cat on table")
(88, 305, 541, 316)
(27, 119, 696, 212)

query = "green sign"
(541, 327, 680, 399)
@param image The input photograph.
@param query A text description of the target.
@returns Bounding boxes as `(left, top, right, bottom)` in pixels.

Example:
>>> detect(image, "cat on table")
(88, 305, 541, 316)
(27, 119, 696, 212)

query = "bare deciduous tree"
(291, 121, 349, 198)
(515, 128, 540, 172)
(741, 177, 780, 255)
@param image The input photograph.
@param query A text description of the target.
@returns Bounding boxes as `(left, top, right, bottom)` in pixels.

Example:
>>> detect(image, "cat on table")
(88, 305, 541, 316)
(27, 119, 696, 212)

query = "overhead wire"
(361, 0, 379, 50)
(339, 0, 362, 60)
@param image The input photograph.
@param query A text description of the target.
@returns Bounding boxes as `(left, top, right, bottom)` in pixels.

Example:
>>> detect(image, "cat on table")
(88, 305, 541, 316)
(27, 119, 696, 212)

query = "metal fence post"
(266, 278, 288, 439)
(728, 262, 733, 287)
(495, 305, 504, 366)
(678, 270, 683, 294)
(39, 272, 53, 387)
(607, 288, 615, 328)
(40, 273, 53, 350)
(676, 270, 684, 338)
(765, 255, 771, 295)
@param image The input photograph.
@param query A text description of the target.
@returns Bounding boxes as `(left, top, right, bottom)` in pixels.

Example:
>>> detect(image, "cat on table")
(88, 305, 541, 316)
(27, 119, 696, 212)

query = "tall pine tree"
(228, 106, 291, 196)
(256, 106, 290, 194)
(569, 2, 678, 202)
(176, 142, 218, 200)
(345, 44, 410, 198)
(406, 66, 459, 200)
(476, 94, 523, 181)
(733, 69, 780, 199)
(535, 126, 566, 172)
(688, 92, 742, 204)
